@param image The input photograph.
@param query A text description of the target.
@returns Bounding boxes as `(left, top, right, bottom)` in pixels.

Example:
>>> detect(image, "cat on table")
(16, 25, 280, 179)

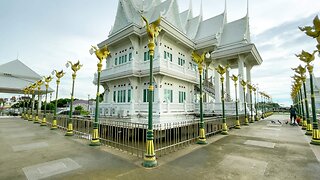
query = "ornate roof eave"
(211, 43, 262, 67)
(160, 18, 195, 49)
(98, 23, 142, 47)
(99, 18, 196, 49)
(194, 36, 218, 50)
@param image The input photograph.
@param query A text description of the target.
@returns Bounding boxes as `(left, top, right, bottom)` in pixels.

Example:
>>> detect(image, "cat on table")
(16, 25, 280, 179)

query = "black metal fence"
(37, 113, 245, 159)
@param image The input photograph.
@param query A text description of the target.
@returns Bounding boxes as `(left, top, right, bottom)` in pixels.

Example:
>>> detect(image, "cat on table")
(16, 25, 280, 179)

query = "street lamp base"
(65, 131, 74, 136)
(40, 118, 47, 126)
(222, 123, 229, 135)
(51, 120, 58, 130)
(310, 129, 320, 145)
(90, 139, 101, 146)
(305, 130, 312, 136)
(310, 139, 320, 145)
(65, 123, 74, 136)
(143, 156, 157, 168)
(197, 128, 207, 144)
(305, 124, 313, 136)
(197, 138, 207, 144)
(235, 120, 241, 129)
(244, 118, 249, 126)
(221, 130, 229, 135)
(302, 120, 307, 130)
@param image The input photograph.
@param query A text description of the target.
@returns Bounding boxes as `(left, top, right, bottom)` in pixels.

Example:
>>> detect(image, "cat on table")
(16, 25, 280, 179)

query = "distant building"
(67, 100, 94, 111)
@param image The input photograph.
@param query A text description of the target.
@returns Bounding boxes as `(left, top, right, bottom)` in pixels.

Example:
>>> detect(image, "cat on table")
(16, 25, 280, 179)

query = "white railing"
(99, 102, 195, 116)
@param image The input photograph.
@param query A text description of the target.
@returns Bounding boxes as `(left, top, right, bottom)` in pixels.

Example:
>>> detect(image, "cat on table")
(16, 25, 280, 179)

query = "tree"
(75, 105, 83, 111)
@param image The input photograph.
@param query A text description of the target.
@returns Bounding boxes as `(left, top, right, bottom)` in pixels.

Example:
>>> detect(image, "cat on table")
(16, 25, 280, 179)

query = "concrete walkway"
(0, 115, 320, 180)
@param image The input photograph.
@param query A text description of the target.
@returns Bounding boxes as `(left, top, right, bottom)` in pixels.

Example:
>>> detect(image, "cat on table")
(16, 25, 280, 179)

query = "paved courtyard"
(1, 114, 320, 180)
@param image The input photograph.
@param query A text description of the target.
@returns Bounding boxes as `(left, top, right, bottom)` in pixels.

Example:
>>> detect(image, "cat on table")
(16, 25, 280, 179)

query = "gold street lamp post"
(247, 83, 254, 123)
(292, 65, 308, 130)
(89, 45, 111, 146)
(241, 80, 249, 125)
(141, 15, 161, 167)
(25, 87, 31, 120)
(291, 79, 302, 125)
(22, 87, 27, 119)
(253, 86, 259, 121)
(35, 79, 44, 124)
(23, 87, 29, 120)
(231, 75, 241, 129)
(41, 75, 53, 126)
(192, 51, 208, 143)
(296, 50, 320, 145)
(51, 70, 65, 130)
(216, 64, 229, 135)
(29, 83, 37, 121)
(65, 60, 82, 136)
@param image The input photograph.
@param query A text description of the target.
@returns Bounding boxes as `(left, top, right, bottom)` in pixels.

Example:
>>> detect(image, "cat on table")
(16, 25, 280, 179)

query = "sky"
(0, 0, 320, 106)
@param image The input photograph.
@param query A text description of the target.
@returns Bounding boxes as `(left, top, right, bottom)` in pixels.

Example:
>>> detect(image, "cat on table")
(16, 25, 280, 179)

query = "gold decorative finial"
(191, 51, 205, 74)
(91, 45, 111, 64)
(215, 64, 229, 75)
(231, 74, 239, 82)
(141, 16, 161, 44)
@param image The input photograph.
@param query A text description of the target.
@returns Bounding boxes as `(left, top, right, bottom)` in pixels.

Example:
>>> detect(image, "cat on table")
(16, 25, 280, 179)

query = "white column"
(38, 95, 42, 111)
(246, 65, 252, 104)
(238, 56, 245, 109)
(226, 69, 230, 101)
(214, 69, 221, 103)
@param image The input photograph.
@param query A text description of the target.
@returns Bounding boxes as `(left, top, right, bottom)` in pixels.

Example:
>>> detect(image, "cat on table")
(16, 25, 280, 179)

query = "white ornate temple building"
(94, 0, 262, 124)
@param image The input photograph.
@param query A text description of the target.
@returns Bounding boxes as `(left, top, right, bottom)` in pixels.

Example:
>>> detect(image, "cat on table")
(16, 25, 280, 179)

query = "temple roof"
(109, 0, 251, 48)
(219, 15, 250, 47)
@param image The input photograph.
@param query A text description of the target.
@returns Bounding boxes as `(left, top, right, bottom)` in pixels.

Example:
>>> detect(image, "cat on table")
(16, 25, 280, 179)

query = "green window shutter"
(143, 89, 147, 102)
(129, 53, 132, 61)
(128, 89, 131, 102)
(123, 90, 126, 102)
(113, 91, 116, 102)
(117, 90, 120, 103)
(115, 58, 118, 65)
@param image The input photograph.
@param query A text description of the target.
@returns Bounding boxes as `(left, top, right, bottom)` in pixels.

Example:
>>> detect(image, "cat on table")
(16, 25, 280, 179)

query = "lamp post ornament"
(29, 83, 37, 121)
(35, 79, 44, 124)
(296, 50, 320, 145)
(192, 51, 207, 143)
(292, 65, 308, 130)
(40, 75, 53, 126)
(216, 64, 230, 135)
(299, 15, 320, 53)
(241, 80, 249, 125)
(89, 44, 111, 146)
(247, 83, 254, 123)
(231, 74, 241, 129)
(65, 60, 82, 136)
(141, 15, 161, 168)
(51, 70, 65, 130)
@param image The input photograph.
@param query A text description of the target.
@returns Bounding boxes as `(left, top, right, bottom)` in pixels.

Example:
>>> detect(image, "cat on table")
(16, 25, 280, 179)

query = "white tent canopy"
(0, 59, 53, 94)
